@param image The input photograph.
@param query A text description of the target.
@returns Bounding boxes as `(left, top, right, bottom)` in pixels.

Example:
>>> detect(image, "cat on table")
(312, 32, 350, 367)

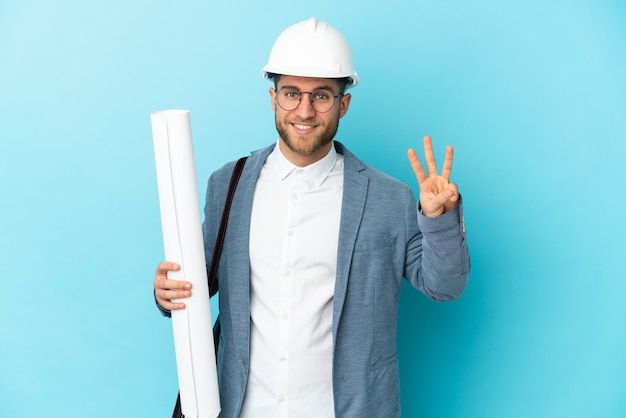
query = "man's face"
(270, 75, 351, 166)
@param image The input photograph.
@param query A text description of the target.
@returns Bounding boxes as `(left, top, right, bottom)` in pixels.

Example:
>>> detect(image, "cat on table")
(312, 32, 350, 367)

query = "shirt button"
(285, 270, 291, 277)
(278, 395, 285, 403)
(280, 355, 287, 362)
(292, 193, 298, 200)
(288, 230, 294, 237)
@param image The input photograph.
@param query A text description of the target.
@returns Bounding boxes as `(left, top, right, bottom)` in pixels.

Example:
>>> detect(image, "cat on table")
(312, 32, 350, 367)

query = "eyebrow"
(279, 84, 337, 92)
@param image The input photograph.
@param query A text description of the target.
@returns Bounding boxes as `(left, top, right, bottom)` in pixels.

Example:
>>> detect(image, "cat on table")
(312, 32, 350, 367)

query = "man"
(154, 17, 469, 417)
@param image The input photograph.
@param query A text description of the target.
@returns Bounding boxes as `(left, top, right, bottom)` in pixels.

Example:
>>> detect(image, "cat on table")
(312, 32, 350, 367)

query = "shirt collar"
(270, 140, 338, 187)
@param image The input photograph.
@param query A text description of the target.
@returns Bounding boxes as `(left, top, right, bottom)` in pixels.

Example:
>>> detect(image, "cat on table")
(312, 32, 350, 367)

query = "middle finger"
(423, 136, 438, 177)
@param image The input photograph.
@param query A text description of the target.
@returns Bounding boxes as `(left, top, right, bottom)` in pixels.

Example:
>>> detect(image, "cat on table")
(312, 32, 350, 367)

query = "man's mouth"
(292, 122, 317, 134)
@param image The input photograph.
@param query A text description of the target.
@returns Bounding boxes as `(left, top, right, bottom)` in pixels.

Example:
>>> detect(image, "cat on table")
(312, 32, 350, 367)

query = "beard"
(274, 113, 340, 157)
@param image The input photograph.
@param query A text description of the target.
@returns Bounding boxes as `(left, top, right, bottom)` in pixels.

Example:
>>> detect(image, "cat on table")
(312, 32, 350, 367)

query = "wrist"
(419, 204, 444, 218)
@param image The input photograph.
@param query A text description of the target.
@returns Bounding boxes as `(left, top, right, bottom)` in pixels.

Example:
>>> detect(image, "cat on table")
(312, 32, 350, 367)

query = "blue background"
(2, 1, 625, 417)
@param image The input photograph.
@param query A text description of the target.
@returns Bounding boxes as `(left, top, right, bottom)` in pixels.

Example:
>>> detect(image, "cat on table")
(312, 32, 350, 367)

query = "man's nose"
(294, 93, 316, 118)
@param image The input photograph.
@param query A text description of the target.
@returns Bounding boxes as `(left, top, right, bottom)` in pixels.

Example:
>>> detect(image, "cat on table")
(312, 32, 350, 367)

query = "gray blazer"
(202, 141, 470, 417)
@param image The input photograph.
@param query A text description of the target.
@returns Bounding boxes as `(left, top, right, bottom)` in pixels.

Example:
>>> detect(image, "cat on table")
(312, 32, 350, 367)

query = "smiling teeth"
(294, 123, 313, 130)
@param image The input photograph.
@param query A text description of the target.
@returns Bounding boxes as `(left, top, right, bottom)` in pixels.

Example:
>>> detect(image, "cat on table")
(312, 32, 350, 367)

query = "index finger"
(155, 261, 180, 276)
(154, 261, 187, 289)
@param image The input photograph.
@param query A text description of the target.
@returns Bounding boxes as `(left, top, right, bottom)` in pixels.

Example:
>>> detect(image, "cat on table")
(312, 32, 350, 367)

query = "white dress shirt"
(240, 142, 344, 418)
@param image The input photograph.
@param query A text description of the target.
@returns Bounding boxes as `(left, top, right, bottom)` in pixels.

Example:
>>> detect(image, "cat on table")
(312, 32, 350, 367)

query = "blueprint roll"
(151, 109, 220, 418)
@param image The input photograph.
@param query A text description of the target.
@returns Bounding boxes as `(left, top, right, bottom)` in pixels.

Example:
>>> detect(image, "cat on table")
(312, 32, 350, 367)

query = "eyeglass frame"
(273, 87, 344, 113)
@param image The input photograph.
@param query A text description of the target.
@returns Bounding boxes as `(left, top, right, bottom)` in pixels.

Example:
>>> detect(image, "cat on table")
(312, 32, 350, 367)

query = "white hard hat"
(261, 17, 359, 89)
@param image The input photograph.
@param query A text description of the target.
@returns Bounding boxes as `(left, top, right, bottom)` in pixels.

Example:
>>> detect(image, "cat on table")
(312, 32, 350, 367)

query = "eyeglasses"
(275, 87, 343, 113)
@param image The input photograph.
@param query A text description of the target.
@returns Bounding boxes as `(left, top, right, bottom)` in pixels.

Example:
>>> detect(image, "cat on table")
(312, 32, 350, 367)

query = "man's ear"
(269, 87, 277, 111)
(339, 93, 352, 118)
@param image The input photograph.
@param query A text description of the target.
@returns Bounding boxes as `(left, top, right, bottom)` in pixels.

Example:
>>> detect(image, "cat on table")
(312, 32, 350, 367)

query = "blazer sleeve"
(405, 194, 470, 301)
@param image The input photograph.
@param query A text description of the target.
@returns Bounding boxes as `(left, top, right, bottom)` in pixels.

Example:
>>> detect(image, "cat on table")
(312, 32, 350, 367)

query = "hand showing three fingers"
(407, 135, 459, 218)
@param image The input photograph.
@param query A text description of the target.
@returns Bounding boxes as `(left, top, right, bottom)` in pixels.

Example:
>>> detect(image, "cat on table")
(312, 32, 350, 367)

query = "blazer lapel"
(332, 142, 368, 338)
(226, 144, 275, 367)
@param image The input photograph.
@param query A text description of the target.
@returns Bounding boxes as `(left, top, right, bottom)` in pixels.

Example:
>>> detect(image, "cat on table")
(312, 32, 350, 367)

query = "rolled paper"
(151, 110, 220, 418)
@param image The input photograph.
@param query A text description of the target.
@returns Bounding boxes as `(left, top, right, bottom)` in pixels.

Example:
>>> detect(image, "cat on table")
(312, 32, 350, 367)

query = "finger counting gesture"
(407, 135, 459, 218)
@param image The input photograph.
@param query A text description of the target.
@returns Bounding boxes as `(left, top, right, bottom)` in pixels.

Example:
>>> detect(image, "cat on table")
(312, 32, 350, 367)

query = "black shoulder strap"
(208, 156, 248, 296)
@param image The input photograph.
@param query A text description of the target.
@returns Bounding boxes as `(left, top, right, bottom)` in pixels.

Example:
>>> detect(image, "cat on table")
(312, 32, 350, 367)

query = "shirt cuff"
(154, 289, 172, 318)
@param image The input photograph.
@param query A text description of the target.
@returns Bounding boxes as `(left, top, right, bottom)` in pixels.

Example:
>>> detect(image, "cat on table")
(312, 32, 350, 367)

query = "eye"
(281, 89, 300, 100)
(313, 90, 332, 101)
